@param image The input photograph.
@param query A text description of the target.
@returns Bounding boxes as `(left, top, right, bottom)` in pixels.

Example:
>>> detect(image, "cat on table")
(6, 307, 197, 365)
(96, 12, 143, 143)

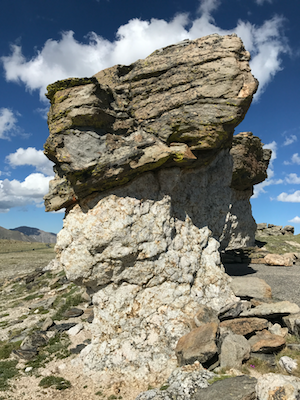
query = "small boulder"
(175, 322, 219, 367)
(193, 375, 257, 400)
(230, 277, 272, 299)
(240, 301, 300, 318)
(279, 356, 298, 374)
(269, 323, 288, 338)
(264, 254, 293, 267)
(220, 317, 268, 336)
(256, 373, 300, 400)
(248, 329, 286, 353)
(283, 313, 300, 335)
(219, 332, 251, 368)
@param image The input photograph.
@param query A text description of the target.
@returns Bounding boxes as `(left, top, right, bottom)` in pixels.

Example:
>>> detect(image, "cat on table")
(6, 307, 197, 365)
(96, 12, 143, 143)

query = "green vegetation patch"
(52, 292, 85, 321)
(0, 340, 21, 359)
(39, 375, 71, 390)
(0, 359, 19, 391)
(25, 332, 71, 371)
(255, 234, 300, 255)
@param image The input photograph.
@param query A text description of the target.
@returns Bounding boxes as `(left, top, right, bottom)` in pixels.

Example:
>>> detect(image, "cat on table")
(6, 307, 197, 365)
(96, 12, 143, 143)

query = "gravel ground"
(225, 262, 300, 307)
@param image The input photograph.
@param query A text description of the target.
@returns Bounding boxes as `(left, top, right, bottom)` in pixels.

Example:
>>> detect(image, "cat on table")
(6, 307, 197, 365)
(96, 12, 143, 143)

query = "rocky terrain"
(2, 33, 300, 399)
(0, 232, 300, 399)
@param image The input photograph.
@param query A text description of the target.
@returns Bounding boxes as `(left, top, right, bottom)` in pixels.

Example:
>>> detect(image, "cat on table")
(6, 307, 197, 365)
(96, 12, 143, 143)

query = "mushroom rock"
(43, 34, 270, 387)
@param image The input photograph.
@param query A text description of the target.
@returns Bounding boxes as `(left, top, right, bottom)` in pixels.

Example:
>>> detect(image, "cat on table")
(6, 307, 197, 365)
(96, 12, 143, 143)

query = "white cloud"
(252, 141, 283, 198)
(0, 108, 19, 139)
(1, 5, 288, 102)
(255, 0, 273, 5)
(198, 0, 221, 14)
(6, 147, 54, 176)
(277, 190, 300, 202)
(284, 153, 300, 165)
(286, 173, 300, 184)
(289, 216, 300, 224)
(291, 153, 300, 164)
(283, 134, 297, 146)
(0, 173, 52, 212)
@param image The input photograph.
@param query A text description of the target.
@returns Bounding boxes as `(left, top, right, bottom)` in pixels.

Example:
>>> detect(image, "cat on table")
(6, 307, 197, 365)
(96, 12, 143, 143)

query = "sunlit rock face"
(44, 33, 270, 386)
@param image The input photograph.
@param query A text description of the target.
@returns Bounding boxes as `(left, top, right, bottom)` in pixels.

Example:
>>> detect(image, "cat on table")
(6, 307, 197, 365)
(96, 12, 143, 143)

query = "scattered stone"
(20, 331, 48, 350)
(248, 329, 286, 353)
(42, 317, 54, 331)
(256, 373, 300, 400)
(193, 375, 257, 400)
(175, 322, 219, 367)
(63, 307, 84, 318)
(220, 317, 268, 336)
(29, 297, 55, 310)
(264, 254, 293, 267)
(257, 224, 295, 236)
(230, 277, 272, 299)
(50, 323, 77, 332)
(219, 332, 251, 368)
(269, 323, 288, 338)
(218, 301, 245, 321)
(241, 301, 300, 318)
(12, 348, 38, 360)
(279, 356, 298, 374)
(70, 343, 87, 354)
(83, 307, 94, 323)
(283, 313, 300, 335)
(68, 323, 83, 336)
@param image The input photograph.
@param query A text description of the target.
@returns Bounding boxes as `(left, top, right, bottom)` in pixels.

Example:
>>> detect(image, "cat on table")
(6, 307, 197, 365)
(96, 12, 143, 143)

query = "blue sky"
(0, 0, 299, 234)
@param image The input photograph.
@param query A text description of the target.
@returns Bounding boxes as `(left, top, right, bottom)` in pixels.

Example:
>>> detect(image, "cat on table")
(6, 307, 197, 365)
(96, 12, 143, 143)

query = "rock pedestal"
(44, 33, 270, 387)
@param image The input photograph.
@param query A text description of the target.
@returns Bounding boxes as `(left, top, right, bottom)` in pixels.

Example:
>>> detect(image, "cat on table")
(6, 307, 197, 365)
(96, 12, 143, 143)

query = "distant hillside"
(0, 226, 56, 244)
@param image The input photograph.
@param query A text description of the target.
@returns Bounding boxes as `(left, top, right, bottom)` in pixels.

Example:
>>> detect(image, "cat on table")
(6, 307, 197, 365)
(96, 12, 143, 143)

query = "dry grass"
(255, 234, 300, 255)
(0, 239, 55, 280)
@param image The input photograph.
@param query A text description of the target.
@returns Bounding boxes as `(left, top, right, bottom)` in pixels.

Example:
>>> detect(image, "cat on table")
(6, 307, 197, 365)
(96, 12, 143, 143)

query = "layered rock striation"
(43, 34, 270, 387)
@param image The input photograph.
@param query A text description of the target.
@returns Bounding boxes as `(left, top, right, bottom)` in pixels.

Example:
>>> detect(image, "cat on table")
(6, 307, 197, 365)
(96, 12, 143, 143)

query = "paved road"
(224, 262, 300, 307)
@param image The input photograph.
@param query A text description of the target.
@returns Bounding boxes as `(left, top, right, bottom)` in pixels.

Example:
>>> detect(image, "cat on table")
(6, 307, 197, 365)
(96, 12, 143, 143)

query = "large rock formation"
(44, 34, 270, 388)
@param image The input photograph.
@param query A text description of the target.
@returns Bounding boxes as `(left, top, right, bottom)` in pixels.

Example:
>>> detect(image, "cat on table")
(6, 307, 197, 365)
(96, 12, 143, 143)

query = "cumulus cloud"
(286, 173, 300, 184)
(289, 216, 300, 224)
(0, 108, 19, 139)
(283, 134, 297, 146)
(1, 1, 288, 101)
(284, 153, 300, 165)
(277, 190, 300, 203)
(0, 173, 52, 212)
(252, 141, 283, 198)
(6, 147, 54, 176)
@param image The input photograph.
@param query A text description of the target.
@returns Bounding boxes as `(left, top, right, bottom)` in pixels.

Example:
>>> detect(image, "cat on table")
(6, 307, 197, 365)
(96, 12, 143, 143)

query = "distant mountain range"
(0, 226, 57, 243)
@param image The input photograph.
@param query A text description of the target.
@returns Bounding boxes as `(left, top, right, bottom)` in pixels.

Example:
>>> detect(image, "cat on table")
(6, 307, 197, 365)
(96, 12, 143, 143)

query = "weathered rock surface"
(43, 34, 270, 388)
(220, 317, 269, 336)
(231, 277, 272, 300)
(256, 373, 300, 400)
(231, 132, 271, 191)
(257, 223, 295, 236)
(241, 301, 300, 318)
(193, 375, 257, 400)
(175, 322, 219, 367)
(248, 329, 286, 353)
(264, 253, 294, 267)
(219, 332, 251, 368)
(44, 34, 259, 212)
